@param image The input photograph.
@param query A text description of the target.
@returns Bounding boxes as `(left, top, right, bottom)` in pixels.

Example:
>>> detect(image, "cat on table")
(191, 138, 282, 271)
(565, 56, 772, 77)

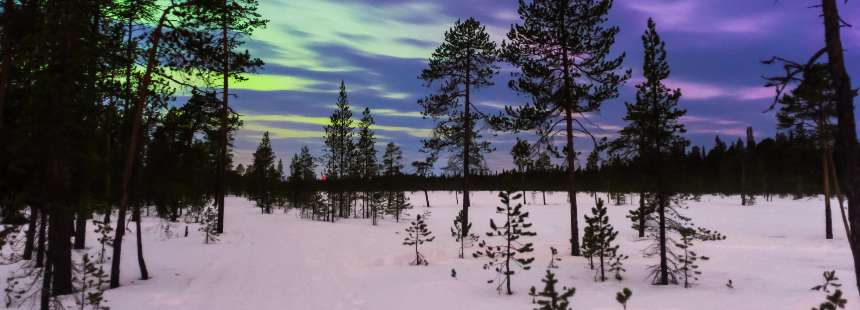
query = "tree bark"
(823, 147, 834, 239)
(657, 193, 668, 285)
(565, 108, 580, 256)
(821, 0, 860, 294)
(638, 192, 646, 238)
(35, 209, 47, 268)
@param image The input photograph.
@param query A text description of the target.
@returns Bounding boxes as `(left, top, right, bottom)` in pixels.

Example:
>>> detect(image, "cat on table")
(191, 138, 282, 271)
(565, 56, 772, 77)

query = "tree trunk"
(0, 0, 12, 131)
(215, 0, 230, 234)
(821, 0, 860, 294)
(565, 108, 580, 256)
(823, 148, 834, 239)
(48, 205, 72, 296)
(110, 7, 173, 288)
(462, 59, 472, 241)
(134, 204, 149, 280)
(424, 190, 430, 208)
(23, 207, 37, 260)
(638, 192, 646, 238)
(542, 191, 546, 205)
(36, 209, 47, 268)
(657, 193, 668, 285)
(73, 209, 86, 249)
(39, 259, 51, 310)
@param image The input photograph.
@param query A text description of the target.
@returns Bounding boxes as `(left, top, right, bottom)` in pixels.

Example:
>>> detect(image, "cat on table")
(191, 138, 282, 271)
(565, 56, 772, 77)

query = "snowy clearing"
(3, 192, 855, 309)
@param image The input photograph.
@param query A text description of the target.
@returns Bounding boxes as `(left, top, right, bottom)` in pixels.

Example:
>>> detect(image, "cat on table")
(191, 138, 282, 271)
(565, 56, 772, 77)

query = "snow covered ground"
(3, 192, 856, 309)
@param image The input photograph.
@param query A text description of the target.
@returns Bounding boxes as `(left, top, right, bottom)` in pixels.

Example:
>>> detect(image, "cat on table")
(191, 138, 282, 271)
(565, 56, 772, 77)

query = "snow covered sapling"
(615, 288, 632, 310)
(582, 198, 625, 281)
(78, 254, 109, 310)
(451, 209, 479, 259)
(403, 212, 435, 265)
(473, 191, 536, 295)
(528, 270, 575, 309)
(609, 252, 629, 281)
(92, 220, 113, 264)
(200, 204, 220, 244)
(811, 270, 847, 310)
(548, 247, 561, 269)
(676, 228, 708, 288)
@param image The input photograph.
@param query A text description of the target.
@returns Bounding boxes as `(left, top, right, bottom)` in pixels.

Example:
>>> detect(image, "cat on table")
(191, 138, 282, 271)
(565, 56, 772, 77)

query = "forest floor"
(3, 192, 857, 309)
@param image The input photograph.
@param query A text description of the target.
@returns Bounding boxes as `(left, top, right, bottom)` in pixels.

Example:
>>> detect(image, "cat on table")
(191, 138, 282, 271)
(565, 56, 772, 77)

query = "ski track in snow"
(1, 192, 856, 309)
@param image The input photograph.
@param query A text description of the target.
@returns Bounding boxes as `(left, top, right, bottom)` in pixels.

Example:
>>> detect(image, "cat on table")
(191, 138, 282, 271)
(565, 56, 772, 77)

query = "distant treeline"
(228, 129, 823, 197)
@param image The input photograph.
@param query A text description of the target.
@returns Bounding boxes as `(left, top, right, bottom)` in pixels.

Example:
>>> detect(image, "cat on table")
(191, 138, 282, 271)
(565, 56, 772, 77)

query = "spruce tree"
(403, 211, 436, 265)
(474, 191, 536, 295)
(497, 0, 630, 256)
(607, 19, 689, 285)
(582, 198, 625, 282)
(250, 132, 277, 214)
(528, 270, 575, 310)
(419, 17, 499, 244)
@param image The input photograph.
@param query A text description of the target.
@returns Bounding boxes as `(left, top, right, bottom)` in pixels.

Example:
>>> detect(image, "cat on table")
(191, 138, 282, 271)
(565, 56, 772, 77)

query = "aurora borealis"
(229, 0, 860, 170)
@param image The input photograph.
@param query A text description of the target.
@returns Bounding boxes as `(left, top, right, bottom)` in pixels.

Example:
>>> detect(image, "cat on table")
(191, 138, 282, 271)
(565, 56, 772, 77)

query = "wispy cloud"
(631, 78, 772, 101)
(625, 0, 782, 35)
(240, 113, 431, 138)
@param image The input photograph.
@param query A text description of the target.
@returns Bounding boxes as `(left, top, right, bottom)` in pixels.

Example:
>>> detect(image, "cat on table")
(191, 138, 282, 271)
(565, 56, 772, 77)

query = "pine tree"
(474, 191, 536, 295)
(251, 132, 277, 214)
(323, 81, 355, 221)
(78, 254, 109, 310)
(532, 148, 553, 205)
(582, 198, 625, 281)
(403, 211, 436, 266)
(528, 270, 575, 310)
(411, 153, 437, 208)
(607, 19, 690, 285)
(419, 17, 499, 245)
(200, 204, 220, 244)
(355, 107, 379, 218)
(383, 142, 406, 221)
(776, 64, 838, 239)
(511, 138, 532, 205)
(497, 0, 630, 256)
(212, 0, 268, 236)
(451, 209, 479, 259)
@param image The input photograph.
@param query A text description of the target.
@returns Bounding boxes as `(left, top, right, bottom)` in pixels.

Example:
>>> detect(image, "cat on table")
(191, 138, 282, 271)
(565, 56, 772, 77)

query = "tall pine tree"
(497, 0, 629, 256)
(419, 17, 499, 244)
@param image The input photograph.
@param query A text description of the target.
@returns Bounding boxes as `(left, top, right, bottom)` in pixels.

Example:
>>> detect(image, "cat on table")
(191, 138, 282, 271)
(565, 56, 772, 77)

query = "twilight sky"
(226, 0, 860, 171)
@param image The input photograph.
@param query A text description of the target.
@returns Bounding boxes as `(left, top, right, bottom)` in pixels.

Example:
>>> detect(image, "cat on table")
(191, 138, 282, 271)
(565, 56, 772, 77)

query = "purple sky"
(228, 0, 860, 171)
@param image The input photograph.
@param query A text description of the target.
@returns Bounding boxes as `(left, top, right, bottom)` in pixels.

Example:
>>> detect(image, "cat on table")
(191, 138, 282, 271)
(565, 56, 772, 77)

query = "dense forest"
(0, 0, 857, 309)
